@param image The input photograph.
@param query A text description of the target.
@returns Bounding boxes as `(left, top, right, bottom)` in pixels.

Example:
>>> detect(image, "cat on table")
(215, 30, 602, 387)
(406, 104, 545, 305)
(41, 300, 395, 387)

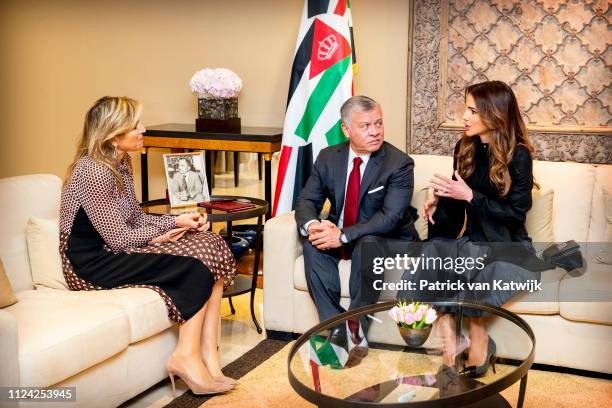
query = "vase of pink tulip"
(388, 301, 438, 347)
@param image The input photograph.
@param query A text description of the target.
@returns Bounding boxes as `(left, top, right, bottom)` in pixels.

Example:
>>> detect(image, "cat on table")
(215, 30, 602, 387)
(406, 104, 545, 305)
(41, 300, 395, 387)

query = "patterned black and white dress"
(59, 155, 236, 323)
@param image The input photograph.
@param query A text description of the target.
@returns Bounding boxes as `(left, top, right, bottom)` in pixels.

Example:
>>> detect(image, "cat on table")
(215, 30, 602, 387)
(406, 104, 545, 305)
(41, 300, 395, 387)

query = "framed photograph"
(163, 152, 210, 208)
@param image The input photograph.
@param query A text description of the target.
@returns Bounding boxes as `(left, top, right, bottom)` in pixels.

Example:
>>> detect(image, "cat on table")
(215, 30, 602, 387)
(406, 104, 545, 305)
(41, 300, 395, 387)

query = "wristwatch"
(340, 232, 348, 244)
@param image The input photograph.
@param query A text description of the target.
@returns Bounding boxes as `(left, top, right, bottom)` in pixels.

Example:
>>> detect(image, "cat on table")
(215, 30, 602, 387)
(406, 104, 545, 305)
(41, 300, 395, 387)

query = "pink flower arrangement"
(388, 301, 437, 329)
(189, 68, 243, 98)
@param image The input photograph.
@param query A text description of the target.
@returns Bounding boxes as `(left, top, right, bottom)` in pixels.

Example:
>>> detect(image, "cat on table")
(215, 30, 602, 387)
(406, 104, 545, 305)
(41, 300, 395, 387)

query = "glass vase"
(197, 94, 238, 120)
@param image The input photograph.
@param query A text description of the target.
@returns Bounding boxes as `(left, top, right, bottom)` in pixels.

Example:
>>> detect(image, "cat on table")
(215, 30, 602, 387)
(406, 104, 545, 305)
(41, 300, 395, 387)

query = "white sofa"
(0, 174, 178, 407)
(263, 154, 612, 374)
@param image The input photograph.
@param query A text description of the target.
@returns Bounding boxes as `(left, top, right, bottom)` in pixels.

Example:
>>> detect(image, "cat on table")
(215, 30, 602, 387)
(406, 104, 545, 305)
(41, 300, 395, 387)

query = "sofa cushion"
(595, 188, 612, 264)
(412, 155, 453, 190)
(0, 174, 62, 292)
(5, 294, 129, 387)
(588, 165, 612, 242)
(559, 261, 612, 325)
(0, 259, 17, 308)
(525, 189, 554, 242)
(411, 186, 429, 240)
(503, 267, 565, 315)
(294, 255, 351, 297)
(17, 288, 172, 343)
(26, 216, 68, 290)
(532, 161, 595, 242)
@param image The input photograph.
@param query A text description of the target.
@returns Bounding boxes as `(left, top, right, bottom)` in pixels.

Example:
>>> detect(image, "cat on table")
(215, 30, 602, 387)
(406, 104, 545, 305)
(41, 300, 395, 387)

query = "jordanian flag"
(272, 0, 356, 217)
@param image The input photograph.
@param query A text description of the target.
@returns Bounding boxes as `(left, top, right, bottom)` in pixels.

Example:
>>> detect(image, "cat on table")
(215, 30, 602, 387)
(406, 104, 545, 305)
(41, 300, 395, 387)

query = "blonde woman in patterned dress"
(60, 96, 237, 395)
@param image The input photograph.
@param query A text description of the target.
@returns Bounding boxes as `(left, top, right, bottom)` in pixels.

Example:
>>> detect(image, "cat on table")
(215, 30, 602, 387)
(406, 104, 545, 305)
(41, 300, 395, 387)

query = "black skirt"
(65, 207, 215, 322)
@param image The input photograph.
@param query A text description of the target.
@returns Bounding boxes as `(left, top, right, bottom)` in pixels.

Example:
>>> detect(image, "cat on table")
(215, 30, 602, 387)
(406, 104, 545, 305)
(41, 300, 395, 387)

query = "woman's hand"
(429, 170, 473, 202)
(423, 187, 440, 224)
(149, 227, 188, 244)
(175, 212, 209, 231)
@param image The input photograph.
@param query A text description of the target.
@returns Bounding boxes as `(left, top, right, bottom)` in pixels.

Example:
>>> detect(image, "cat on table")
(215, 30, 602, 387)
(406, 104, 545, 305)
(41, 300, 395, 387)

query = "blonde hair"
(65, 96, 142, 192)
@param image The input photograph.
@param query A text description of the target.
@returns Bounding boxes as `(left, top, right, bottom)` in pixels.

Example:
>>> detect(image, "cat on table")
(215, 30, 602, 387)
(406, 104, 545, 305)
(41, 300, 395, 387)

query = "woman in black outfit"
(60, 96, 237, 395)
(423, 81, 541, 378)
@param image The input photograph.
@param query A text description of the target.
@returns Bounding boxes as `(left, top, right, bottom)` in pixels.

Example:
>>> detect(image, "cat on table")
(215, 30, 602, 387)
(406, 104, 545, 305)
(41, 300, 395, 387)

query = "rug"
(165, 339, 612, 408)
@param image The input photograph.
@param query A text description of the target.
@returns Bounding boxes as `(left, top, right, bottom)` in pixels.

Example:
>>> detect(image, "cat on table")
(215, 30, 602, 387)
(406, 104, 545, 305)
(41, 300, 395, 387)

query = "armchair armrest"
(263, 212, 302, 332)
(0, 309, 20, 387)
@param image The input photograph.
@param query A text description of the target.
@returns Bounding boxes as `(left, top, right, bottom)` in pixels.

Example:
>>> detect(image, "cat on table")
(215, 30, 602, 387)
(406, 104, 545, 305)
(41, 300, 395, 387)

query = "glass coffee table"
(142, 195, 268, 333)
(288, 300, 534, 407)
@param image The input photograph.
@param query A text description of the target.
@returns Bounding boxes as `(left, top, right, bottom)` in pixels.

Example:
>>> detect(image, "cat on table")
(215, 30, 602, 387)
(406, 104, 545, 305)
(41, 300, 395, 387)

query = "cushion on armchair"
(411, 186, 429, 241)
(595, 187, 612, 264)
(25, 216, 68, 290)
(526, 189, 555, 243)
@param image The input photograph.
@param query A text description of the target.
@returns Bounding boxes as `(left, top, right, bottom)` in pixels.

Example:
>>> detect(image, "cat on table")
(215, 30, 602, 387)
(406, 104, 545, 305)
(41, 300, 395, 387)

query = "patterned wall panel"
(408, 0, 611, 163)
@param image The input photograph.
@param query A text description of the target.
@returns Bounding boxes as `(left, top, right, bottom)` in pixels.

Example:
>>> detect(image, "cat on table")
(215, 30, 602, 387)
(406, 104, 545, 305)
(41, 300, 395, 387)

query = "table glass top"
(288, 301, 533, 406)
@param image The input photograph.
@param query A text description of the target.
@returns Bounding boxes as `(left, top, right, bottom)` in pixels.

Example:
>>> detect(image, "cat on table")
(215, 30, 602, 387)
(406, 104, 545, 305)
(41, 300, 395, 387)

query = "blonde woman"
(60, 96, 237, 395)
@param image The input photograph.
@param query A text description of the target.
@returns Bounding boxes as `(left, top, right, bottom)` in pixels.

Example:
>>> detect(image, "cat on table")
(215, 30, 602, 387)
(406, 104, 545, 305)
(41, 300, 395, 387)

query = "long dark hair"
(456, 81, 538, 197)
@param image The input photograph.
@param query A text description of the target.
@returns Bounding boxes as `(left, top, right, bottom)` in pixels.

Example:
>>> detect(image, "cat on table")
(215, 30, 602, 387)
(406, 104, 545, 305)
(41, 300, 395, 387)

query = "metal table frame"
(288, 300, 535, 407)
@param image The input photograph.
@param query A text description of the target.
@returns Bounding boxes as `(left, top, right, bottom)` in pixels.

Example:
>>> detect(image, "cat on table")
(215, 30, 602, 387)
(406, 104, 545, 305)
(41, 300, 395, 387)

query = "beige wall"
(0, 0, 410, 199)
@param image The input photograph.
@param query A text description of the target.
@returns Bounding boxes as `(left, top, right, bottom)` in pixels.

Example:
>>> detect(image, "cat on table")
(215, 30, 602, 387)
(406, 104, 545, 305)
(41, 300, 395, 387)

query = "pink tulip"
(425, 308, 438, 324)
(388, 306, 401, 323)
(404, 312, 415, 325)
(414, 308, 424, 322)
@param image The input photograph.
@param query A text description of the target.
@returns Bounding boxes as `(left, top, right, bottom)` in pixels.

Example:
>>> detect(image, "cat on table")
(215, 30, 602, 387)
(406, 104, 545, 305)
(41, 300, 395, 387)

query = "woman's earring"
(112, 144, 118, 159)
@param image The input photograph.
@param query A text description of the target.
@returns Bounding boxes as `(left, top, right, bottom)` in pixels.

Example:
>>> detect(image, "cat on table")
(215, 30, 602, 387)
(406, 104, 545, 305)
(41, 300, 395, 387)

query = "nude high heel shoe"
(213, 375, 240, 386)
(167, 360, 234, 396)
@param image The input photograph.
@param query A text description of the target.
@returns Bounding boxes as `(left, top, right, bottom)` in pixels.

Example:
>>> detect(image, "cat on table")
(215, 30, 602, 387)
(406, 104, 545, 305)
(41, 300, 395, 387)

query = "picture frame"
(163, 152, 210, 208)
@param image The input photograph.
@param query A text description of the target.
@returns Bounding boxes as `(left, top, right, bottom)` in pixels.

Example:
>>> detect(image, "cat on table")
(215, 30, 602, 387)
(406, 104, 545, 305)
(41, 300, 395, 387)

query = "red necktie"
(341, 156, 362, 259)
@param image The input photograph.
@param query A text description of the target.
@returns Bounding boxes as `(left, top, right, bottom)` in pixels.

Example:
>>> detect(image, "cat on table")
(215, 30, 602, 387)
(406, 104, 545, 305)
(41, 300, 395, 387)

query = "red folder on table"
(198, 200, 255, 213)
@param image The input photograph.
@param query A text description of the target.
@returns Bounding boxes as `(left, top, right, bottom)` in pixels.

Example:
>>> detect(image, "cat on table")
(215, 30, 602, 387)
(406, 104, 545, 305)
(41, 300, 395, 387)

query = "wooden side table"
(141, 124, 282, 220)
(142, 195, 268, 333)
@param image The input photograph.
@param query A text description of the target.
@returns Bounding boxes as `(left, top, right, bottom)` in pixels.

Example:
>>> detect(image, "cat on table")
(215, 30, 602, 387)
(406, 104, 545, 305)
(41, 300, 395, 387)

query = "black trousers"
(303, 235, 409, 322)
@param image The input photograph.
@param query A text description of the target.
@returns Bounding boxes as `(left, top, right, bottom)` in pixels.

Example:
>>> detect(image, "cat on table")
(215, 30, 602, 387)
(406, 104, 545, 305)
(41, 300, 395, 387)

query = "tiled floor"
(123, 156, 267, 407)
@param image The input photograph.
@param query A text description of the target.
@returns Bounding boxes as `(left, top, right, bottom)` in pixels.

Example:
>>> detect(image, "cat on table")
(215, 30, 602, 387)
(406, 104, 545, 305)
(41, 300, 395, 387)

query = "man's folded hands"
(308, 220, 342, 250)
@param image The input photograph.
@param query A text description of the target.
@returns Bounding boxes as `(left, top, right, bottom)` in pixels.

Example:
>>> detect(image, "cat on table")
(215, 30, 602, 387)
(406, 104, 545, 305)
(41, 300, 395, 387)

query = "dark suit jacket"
(295, 141, 419, 243)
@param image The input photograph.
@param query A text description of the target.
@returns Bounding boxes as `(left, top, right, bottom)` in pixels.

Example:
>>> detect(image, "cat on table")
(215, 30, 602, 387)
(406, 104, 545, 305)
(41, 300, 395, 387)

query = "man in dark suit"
(295, 96, 420, 327)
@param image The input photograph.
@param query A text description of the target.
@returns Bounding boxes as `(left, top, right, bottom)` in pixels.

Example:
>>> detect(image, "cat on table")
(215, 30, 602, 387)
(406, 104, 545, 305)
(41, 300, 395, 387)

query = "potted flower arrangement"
(189, 68, 243, 132)
(388, 301, 438, 347)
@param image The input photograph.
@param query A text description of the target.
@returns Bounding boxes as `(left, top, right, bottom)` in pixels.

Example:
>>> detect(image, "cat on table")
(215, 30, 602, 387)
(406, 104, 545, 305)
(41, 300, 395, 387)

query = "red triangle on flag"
(309, 18, 352, 80)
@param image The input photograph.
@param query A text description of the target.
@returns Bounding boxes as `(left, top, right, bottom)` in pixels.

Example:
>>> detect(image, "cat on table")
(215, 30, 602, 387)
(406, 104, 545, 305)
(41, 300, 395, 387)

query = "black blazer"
(430, 139, 534, 243)
(295, 141, 419, 243)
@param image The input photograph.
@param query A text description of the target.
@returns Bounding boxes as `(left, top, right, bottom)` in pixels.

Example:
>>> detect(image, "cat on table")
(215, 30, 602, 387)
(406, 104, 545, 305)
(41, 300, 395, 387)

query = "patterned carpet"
(164, 339, 612, 408)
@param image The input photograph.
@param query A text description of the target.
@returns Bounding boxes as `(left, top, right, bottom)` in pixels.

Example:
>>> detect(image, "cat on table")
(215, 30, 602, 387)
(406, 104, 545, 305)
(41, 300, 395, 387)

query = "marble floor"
(122, 155, 268, 407)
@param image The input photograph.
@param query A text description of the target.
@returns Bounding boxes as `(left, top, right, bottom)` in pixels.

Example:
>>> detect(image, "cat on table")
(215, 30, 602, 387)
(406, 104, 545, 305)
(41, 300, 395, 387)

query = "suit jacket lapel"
(334, 142, 350, 214)
(358, 144, 386, 206)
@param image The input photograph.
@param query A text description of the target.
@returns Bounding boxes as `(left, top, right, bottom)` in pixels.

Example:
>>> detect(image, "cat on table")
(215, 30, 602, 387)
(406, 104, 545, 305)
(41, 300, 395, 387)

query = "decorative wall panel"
(408, 0, 611, 163)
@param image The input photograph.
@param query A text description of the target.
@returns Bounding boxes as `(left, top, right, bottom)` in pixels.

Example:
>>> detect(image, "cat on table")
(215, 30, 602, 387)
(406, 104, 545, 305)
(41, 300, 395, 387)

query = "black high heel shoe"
(460, 336, 497, 378)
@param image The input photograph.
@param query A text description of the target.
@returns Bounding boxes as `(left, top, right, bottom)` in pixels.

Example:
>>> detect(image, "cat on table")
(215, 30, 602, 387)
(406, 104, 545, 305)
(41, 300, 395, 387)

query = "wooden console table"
(141, 124, 282, 218)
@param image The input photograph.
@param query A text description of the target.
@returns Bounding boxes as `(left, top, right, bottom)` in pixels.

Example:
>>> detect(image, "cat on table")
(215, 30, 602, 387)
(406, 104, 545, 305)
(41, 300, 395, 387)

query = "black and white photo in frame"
(163, 152, 210, 207)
